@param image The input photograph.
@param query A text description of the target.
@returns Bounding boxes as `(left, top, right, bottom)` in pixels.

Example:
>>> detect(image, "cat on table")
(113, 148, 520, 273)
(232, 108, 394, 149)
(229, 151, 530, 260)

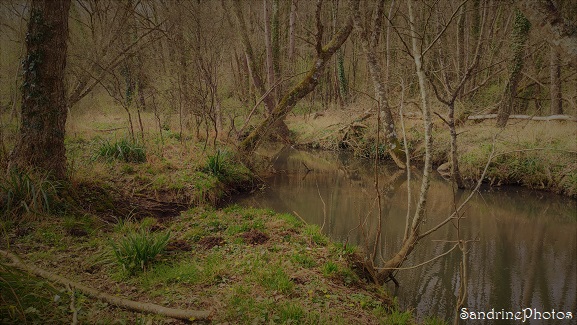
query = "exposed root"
(0, 250, 212, 321)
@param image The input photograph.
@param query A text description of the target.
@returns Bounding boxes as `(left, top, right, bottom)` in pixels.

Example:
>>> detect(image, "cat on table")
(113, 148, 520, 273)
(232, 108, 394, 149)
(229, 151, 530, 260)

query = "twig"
(317, 183, 327, 231)
(376, 243, 460, 271)
(0, 250, 212, 321)
(67, 284, 78, 325)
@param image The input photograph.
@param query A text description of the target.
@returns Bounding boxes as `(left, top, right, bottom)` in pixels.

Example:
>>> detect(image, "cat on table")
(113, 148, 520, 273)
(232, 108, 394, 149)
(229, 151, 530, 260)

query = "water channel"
(234, 147, 577, 323)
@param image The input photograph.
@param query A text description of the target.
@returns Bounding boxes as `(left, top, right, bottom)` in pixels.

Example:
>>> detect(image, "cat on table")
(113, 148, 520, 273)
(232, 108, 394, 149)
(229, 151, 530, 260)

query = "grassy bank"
(0, 111, 447, 324)
(287, 107, 577, 198)
(0, 204, 449, 324)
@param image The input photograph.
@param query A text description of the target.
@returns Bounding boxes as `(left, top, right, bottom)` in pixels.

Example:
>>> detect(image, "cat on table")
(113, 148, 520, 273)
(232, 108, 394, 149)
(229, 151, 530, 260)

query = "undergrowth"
(0, 169, 60, 220)
(94, 138, 146, 163)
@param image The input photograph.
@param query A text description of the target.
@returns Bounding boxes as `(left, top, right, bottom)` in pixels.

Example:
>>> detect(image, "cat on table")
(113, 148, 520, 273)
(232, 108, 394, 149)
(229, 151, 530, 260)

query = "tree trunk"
(288, 0, 297, 63)
(449, 103, 465, 189)
(233, 0, 289, 138)
(10, 0, 71, 179)
(263, 0, 275, 101)
(351, 0, 405, 169)
(239, 13, 353, 155)
(496, 9, 530, 128)
(377, 0, 432, 283)
(550, 46, 563, 114)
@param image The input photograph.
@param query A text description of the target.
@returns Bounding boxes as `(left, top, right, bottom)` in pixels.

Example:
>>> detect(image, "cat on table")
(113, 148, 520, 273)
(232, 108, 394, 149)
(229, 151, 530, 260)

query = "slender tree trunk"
(263, 0, 275, 101)
(448, 103, 465, 188)
(288, 0, 298, 63)
(377, 0, 432, 283)
(351, 0, 405, 169)
(11, 0, 71, 179)
(550, 46, 563, 114)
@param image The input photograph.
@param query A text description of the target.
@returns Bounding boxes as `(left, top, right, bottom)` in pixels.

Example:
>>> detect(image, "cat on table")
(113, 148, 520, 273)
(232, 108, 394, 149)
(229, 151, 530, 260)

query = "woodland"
(0, 0, 576, 324)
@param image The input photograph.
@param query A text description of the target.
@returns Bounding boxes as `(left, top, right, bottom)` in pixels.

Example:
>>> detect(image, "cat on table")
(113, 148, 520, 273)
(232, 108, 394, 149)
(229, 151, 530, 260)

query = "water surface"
(234, 147, 577, 323)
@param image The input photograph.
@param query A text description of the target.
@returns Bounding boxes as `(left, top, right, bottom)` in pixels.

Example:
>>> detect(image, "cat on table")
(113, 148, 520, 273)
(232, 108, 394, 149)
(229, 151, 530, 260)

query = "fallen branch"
(0, 250, 212, 321)
(467, 114, 577, 122)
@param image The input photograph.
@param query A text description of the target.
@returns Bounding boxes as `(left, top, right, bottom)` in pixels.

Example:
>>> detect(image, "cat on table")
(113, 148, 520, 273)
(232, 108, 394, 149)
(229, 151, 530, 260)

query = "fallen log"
(467, 114, 577, 122)
(0, 250, 212, 321)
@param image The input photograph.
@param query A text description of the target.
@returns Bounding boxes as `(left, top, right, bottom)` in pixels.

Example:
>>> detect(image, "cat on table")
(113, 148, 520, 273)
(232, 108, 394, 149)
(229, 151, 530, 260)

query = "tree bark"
(10, 0, 71, 179)
(497, 9, 530, 128)
(351, 0, 405, 169)
(550, 45, 563, 114)
(288, 0, 298, 62)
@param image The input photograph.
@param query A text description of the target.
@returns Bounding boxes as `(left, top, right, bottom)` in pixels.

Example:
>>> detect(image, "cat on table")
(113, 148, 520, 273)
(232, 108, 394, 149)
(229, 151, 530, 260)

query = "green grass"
(110, 229, 170, 275)
(94, 138, 146, 163)
(321, 261, 339, 277)
(0, 266, 70, 324)
(0, 169, 60, 220)
(303, 224, 328, 246)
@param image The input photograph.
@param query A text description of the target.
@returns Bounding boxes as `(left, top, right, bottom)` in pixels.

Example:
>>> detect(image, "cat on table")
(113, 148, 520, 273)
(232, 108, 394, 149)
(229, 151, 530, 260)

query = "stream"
(233, 147, 577, 323)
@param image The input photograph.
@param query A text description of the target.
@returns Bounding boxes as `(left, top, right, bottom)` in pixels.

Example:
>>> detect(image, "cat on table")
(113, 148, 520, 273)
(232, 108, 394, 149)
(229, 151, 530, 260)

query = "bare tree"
(10, 0, 71, 179)
(239, 0, 353, 155)
(550, 45, 563, 114)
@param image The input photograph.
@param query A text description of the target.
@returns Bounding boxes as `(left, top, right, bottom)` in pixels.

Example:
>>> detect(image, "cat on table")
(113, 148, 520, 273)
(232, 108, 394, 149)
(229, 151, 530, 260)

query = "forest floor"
(0, 109, 440, 324)
(286, 105, 577, 198)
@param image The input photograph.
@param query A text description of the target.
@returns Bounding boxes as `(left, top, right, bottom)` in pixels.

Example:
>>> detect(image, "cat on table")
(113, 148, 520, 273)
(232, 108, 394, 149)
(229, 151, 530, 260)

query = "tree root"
(0, 250, 212, 321)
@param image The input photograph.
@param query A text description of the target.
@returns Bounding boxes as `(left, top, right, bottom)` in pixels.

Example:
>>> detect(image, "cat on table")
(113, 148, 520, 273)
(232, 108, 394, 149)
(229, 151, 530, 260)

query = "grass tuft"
(110, 229, 170, 275)
(94, 138, 146, 163)
(0, 169, 60, 220)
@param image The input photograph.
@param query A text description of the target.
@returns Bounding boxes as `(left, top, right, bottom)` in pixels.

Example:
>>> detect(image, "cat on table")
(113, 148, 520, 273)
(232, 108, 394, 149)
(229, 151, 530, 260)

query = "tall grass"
(0, 169, 59, 220)
(94, 139, 146, 163)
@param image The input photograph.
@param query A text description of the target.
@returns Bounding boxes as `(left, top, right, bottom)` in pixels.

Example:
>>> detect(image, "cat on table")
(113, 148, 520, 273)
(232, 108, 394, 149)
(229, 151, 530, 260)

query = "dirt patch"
(197, 236, 225, 249)
(71, 182, 189, 222)
(67, 227, 89, 237)
(165, 239, 193, 252)
(240, 229, 269, 245)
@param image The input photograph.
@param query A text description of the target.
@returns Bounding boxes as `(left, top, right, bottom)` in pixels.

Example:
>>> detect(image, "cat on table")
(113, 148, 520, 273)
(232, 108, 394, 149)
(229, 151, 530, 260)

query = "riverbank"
(3, 204, 436, 324)
(0, 115, 442, 324)
(287, 106, 577, 198)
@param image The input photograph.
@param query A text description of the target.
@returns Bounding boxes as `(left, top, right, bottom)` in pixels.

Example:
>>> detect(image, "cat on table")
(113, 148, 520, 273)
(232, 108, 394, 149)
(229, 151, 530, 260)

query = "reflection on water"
(234, 147, 577, 323)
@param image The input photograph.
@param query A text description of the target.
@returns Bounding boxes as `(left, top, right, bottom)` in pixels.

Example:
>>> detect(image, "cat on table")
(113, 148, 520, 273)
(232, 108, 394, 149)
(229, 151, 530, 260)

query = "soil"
(196, 236, 225, 249)
(240, 229, 269, 245)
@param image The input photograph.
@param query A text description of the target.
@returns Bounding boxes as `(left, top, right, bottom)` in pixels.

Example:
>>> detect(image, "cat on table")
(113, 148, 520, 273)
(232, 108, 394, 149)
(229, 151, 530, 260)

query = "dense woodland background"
(0, 0, 576, 150)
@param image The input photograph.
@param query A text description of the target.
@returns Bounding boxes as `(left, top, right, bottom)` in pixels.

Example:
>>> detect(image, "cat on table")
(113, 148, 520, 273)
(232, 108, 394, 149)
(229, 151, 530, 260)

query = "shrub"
(94, 139, 146, 163)
(0, 169, 59, 220)
(110, 229, 170, 275)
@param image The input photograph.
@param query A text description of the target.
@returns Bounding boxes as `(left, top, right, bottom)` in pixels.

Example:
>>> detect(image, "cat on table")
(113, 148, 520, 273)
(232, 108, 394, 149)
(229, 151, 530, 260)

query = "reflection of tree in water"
(236, 148, 577, 320)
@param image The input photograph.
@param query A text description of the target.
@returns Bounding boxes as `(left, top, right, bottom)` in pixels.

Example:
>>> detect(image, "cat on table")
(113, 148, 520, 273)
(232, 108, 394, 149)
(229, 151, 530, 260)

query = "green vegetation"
(0, 169, 60, 220)
(0, 205, 425, 324)
(110, 229, 170, 275)
(94, 138, 146, 163)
